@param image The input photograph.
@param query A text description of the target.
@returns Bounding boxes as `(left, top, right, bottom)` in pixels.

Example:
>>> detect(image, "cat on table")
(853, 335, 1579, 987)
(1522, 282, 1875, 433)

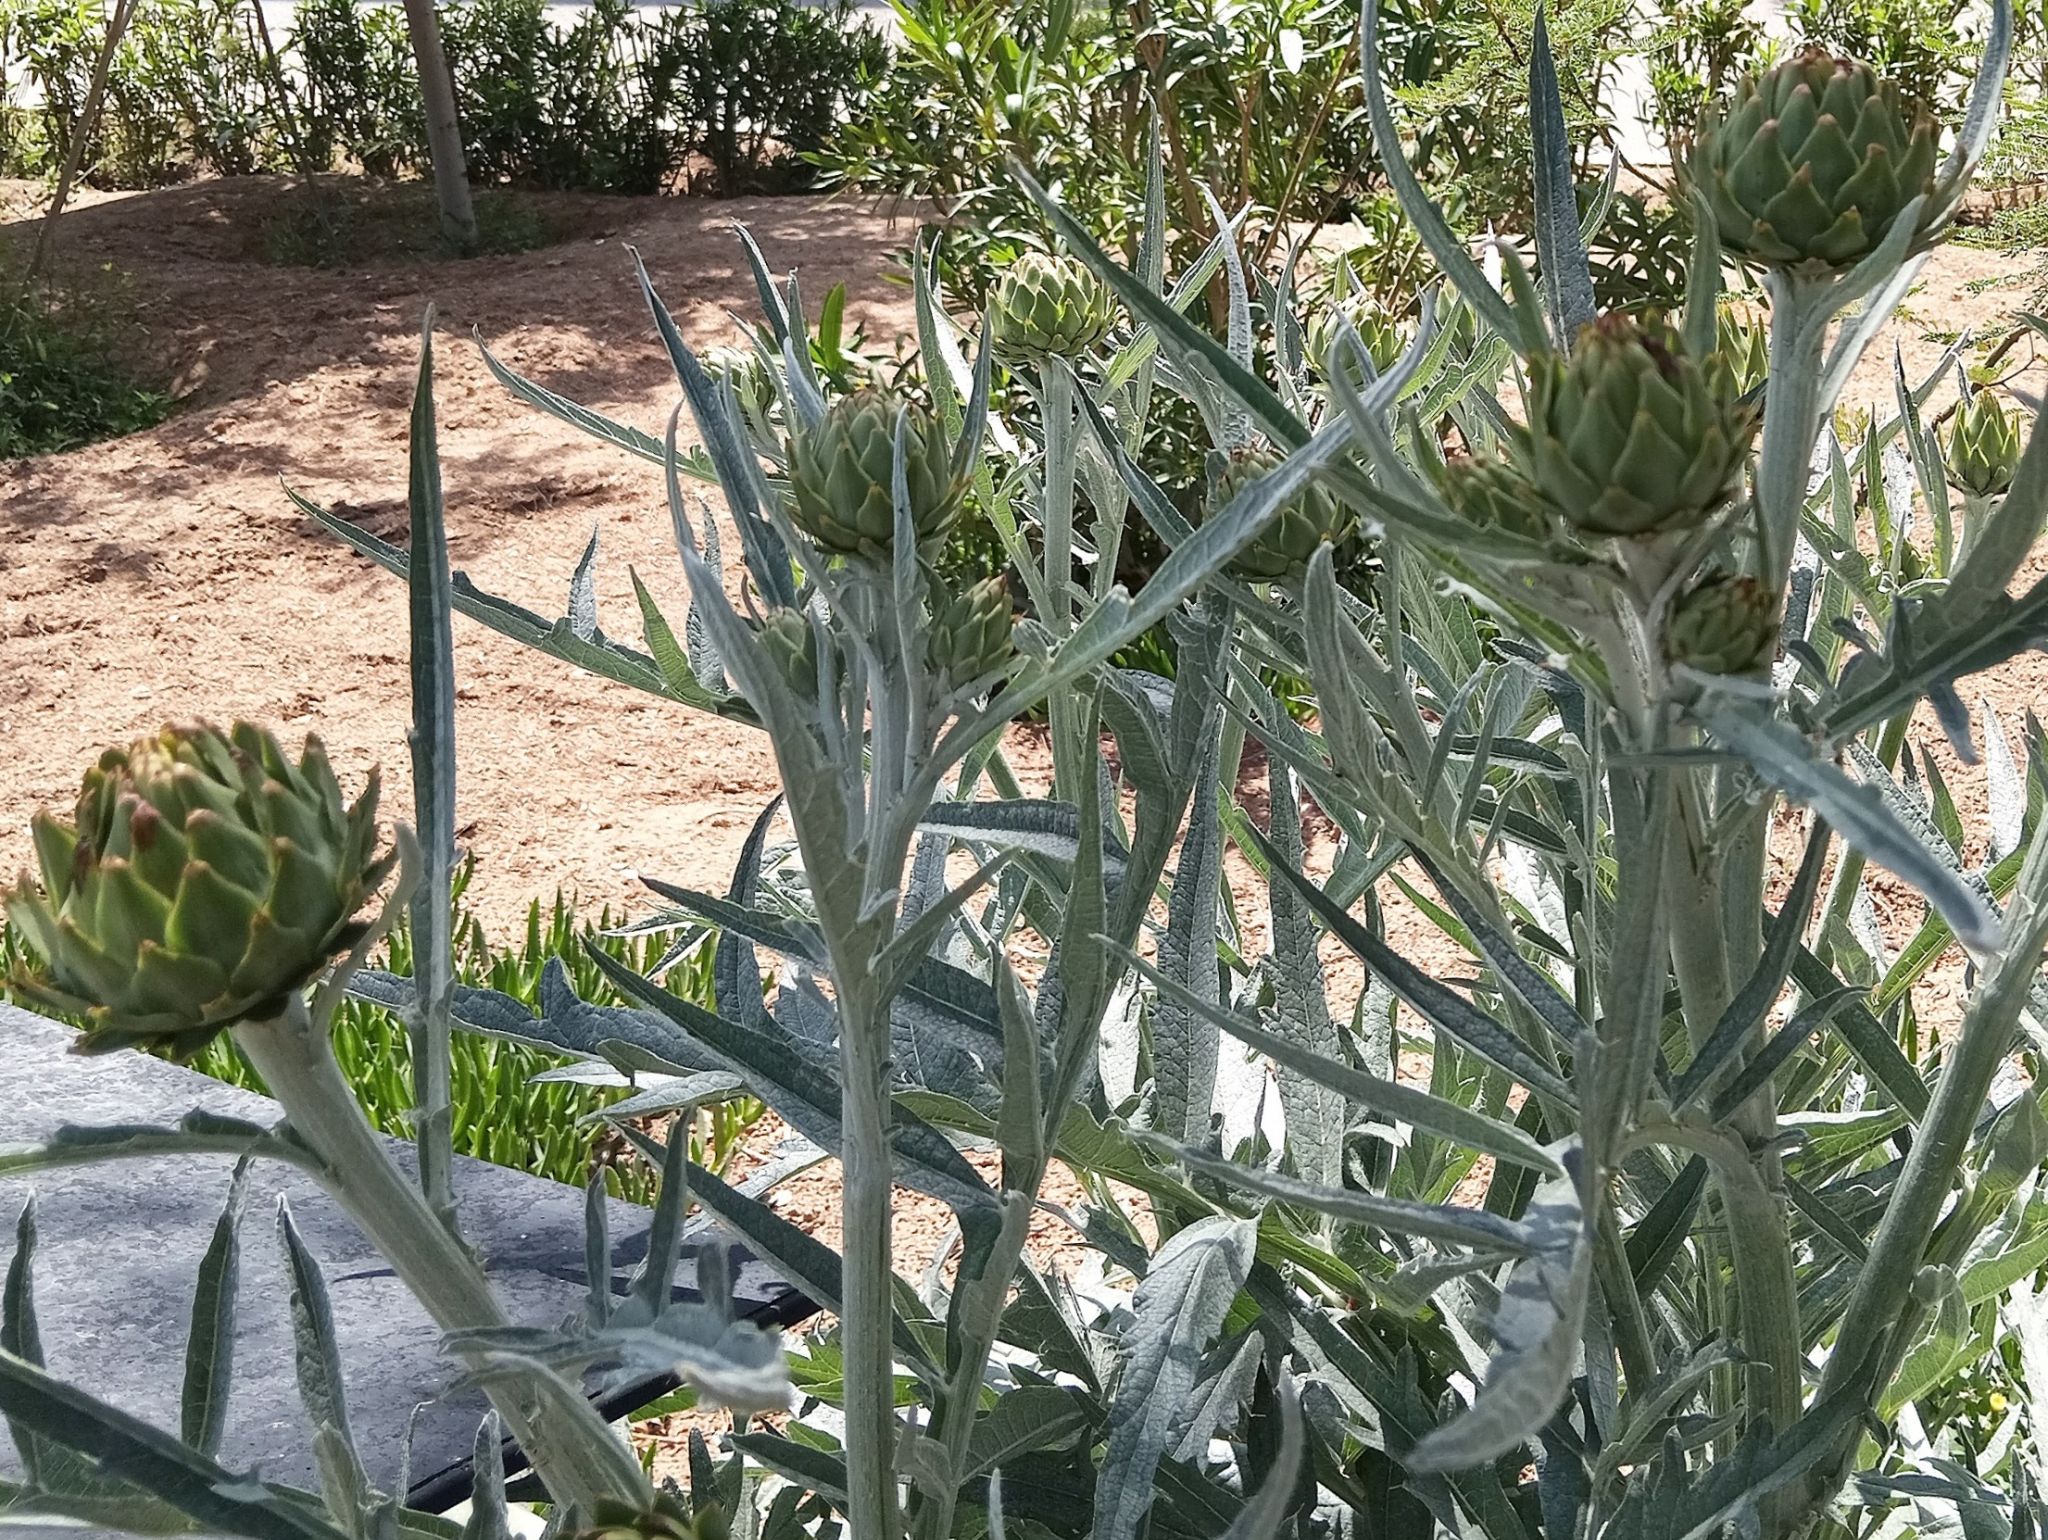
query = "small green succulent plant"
(5, 722, 388, 1057)
(785, 388, 965, 563)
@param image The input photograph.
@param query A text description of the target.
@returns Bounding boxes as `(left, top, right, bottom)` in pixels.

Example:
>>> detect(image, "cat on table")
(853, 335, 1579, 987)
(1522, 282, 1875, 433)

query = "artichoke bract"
(1523, 312, 1756, 537)
(987, 251, 1118, 363)
(928, 575, 1016, 691)
(1716, 305, 1771, 397)
(1664, 573, 1781, 675)
(569, 1493, 726, 1540)
(1697, 49, 1940, 271)
(1210, 446, 1355, 582)
(1945, 389, 2022, 498)
(786, 389, 965, 564)
(5, 723, 388, 1057)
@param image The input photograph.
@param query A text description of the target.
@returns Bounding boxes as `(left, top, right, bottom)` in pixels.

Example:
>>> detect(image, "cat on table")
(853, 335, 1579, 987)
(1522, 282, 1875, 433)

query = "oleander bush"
(12, 6, 2048, 1540)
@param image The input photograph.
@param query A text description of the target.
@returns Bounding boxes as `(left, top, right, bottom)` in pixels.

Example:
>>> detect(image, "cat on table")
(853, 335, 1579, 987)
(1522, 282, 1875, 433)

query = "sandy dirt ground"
(7, 177, 2048, 1474)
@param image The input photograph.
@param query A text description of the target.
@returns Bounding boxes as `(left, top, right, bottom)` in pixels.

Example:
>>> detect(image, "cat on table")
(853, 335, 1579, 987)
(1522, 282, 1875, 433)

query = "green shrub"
(0, 264, 167, 457)
(254, 179, 567, 268)
(291, 0, 422, 177)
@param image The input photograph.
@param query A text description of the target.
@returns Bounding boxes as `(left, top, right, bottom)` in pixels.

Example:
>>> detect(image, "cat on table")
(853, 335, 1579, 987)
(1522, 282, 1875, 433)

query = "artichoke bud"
(1306, 291, 1408, 385)
(1437, 454, 1552, 542)
(928, 575, 1016, 691)
(1208, 446, 1355, 583)
(1524, 312, 1755, 537)
(5, 723, 390, 1058)
(1664, 573, 1781, 676)
(700, 342, 775, 414)
(755, 608, 823, 701)
(786, 388, 965, 564)
(567, 1493, 727, 1540)
(1715, 305, 1771, 398)
(1697, 48, 1940, 271)
(1944, 389, 2021, 498)
(987, 251, 1118, 363)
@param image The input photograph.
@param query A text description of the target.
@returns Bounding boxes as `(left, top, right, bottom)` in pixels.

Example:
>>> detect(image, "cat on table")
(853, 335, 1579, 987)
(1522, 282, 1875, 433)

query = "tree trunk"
(397, 0, 477, 251)
(28, 0, 139, 283)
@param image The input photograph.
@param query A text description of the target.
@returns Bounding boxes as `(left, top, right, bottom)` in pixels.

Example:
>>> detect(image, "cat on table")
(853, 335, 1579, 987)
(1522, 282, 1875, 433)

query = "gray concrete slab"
(0, 1003, 812, 1533)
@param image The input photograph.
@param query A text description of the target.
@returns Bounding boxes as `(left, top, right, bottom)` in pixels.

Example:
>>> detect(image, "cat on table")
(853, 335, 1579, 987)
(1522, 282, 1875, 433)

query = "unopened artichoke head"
(1664, 573, 1781, 677)
(987, 251, 1118, 363)
(1209, 446, 1355, 582)
(6, 723, 389, 1057)
(786, 389, 965, 564)
(1523, 312, 1756, 537)
(1306, 291, 1408, 386)
(1697, 49, 1941, 271)
(928, 575, 1017, 692)
(1944, 389, 2022, 498)
(1437, 453, 1553, 543)
(568, 1493, 727, 1540)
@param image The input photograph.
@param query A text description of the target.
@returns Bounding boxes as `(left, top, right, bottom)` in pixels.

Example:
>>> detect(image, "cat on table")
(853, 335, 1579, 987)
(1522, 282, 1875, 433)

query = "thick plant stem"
(834, 971, 904, 1540)
(1040, 363, 1079, 635)
(233, 1008, 641, 1516)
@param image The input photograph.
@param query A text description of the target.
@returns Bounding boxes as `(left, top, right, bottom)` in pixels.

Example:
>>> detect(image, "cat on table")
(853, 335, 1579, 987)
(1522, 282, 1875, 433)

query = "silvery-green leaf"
(1122, 954, 1561, 1176)
(1093, 1217, 1258, 1540)
(0, 1114, 301, 1180)
(1217, 1373, 1304, 1540)
(182, 1160, 250, 1458)
(1173, 1332, 1264, 1462)
(1527, 6, 1595, 345)
(1703, 707, 2000, 952)
(1262, 760, 1346, 1186)
(1155, 723, 1226, 1143)
(1406, 1154, 1589, 1472)
(964, 1386, 1096, 1479)
(1143, 1134, 1539, 1254)
(275, 1199, 363, 1508)
(0, 1347, 352, 1540)
(459, 1415, 510, 1540)
(475, 335, 709, 476)
(915, 799, 1129, 869)
(4, 1200, 111, 1499)
(1984, 701, 2026, 863)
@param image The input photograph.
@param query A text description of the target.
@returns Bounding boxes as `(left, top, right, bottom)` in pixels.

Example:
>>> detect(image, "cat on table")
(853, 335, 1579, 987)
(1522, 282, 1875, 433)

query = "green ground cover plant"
(8, 7, 2048, 1540)
(0, 259, 167, 456)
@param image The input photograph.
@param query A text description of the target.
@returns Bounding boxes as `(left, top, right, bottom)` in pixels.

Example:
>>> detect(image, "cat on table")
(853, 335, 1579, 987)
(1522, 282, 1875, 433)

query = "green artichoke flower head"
(701, 341, 775, 414)
(987, 250, 1118, 363)
(928, 574, 1017, 692)
(1697, 48, 1941, 271)
(568, 1492, 727, 1540)
(1437, 453, 1553, 543)
(1523, 311, 1756, 538)
(1945, 387, 2022, 498)
(6, 723, 389, 1057)
(786, 388, 965, 564)
(756, 607, 822, 701)
(1306, 290, 1409, 386)
(1209, 444, 1356, 583)
(1715, 304, 1771, 398)
(1664, 573, 1782, 676)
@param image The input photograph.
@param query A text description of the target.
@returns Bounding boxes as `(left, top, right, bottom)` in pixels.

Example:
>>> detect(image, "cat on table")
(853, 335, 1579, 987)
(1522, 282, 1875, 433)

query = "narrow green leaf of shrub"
(730, 1432, 849, 1504)
(1405, 847, 1589, 1049)
(1093, 1216, 1257, 1540)
(1710, 986, 1863, 1118)
(1703, 707, 2000, 951)
(1218, 1373, 1305, 1540)
(1247, 826, 1574, 1103)
(627, 1126, 691, 1323)
(965, 1386, 1096, 1480)
(182, 1159, 251, 1458)
(475, 335, 683, 471)
(1626, 1157, 1708, 1293)
(1156, 726, 1226, 1143)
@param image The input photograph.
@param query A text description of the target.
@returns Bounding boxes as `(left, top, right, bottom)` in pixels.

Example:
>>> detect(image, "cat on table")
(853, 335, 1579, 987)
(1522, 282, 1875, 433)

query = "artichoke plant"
(786, 388, 965, 563)
(1522, 312, 1757, 537)
(1945, 387, 2022, 497)
(1664, 572, 1782, 675)
(1210, 445, 1355, 582)
(1696, 48, 1941, 271)
(569, 1493, 727, 1540)
(927, 574, 1016, 691)
(986, 250, 1118, 363)
(1716, 304, 1771, 397)
(5, 722, 387, 1057)
(701, 341, 775, 415)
